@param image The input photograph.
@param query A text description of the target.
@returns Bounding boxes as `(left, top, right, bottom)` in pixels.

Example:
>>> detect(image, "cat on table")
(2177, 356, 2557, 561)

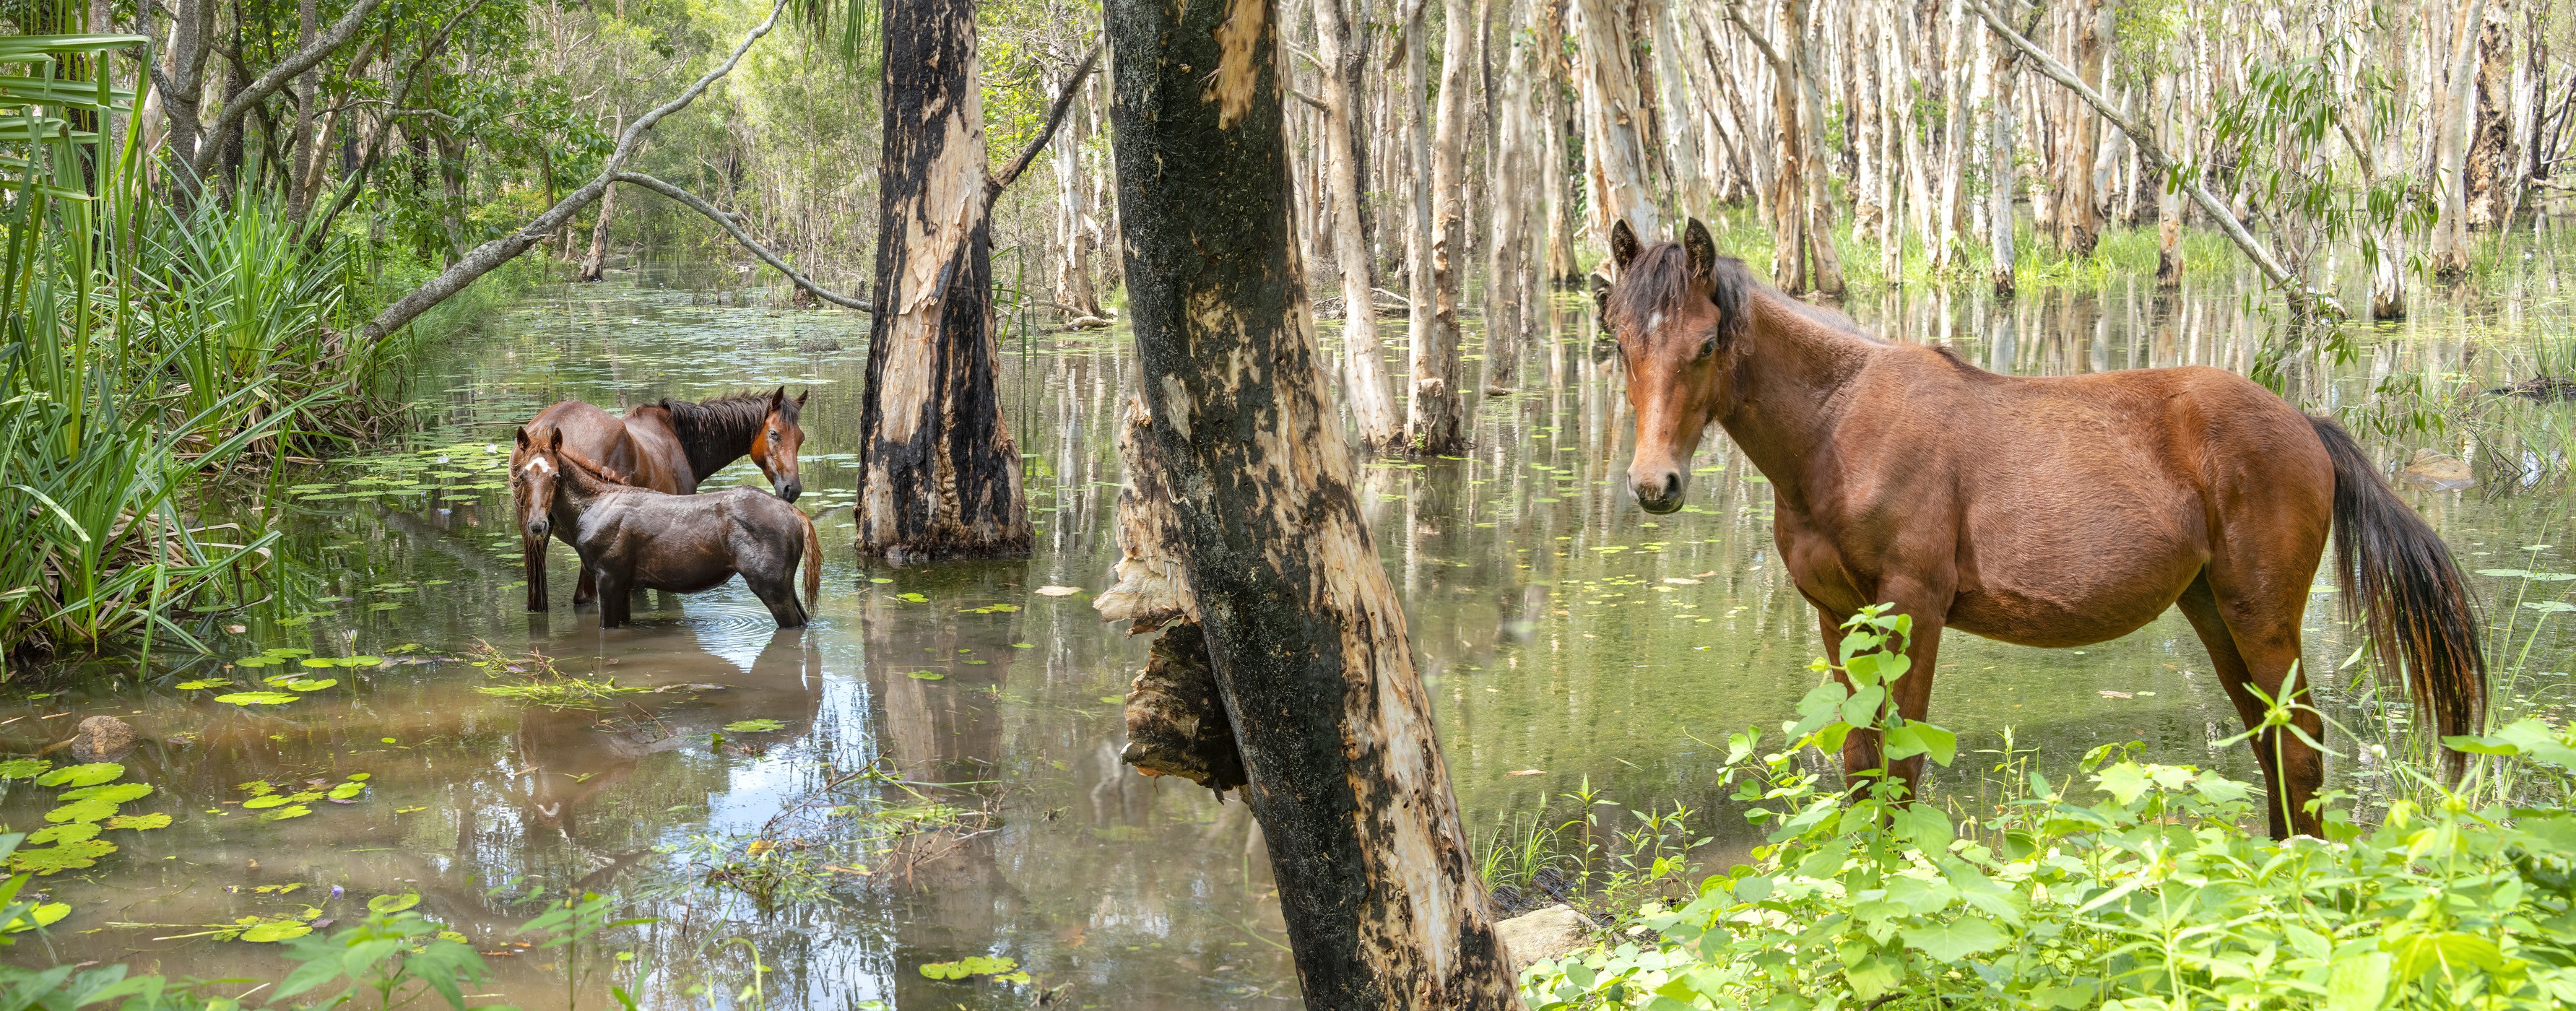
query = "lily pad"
(326, 782, 365, 800)
(366, 893, 421, 914)
(906, 671, 945, 681)
(27, 823, 100, 844)
(257, 804, 313, 822)
(214, 692, 300, 706)
(45, 798, 120, 823)
(281, 679, 337, 693)
(0, 759, 52, 781)
(35, 763, 123, 788)
(9, 839, 116, 875)
(104, 812, 171, 830)
(723, 719, 787, 734)
(239, 920, 311, 942)
(896, 592, 929, 604)
(175, 679, 232, 690)
(57, 783, 152, 804)
(1, 902, 69, 932)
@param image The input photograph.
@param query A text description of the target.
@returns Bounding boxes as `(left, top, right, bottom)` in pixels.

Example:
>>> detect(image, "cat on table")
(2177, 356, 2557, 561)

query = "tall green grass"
(1, 32, 428, 667)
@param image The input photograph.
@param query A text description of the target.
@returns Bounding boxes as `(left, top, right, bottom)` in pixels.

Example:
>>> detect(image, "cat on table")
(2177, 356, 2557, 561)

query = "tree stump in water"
(855, 0, 1031, 565)
(1098, 396, 1243, 791)
(1099, 0, 1522, 1001)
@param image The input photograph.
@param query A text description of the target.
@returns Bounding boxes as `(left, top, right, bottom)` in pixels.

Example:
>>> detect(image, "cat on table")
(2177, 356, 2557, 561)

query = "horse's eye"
(1698, 338, 1717, 360)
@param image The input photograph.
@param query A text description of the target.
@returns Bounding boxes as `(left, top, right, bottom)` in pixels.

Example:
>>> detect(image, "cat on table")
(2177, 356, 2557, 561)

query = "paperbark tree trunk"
(1411, 0, 1473, 454)
(1574, 0, 1660, 248)
(578, 110, 624, 281)
(1312, 0, 1405, 448)
(2055, 0, 2104, 256)
(1099, 0, 1522, 1004)
(2430, 0, 2488, 281)
(2154, 71, 2182, 289)
(1483, 0, 1538, 394)
(1051, 56, 1105, 318)
(1398, 1, 1442, 447)
(1988, 21, 2019, 298)
(2465, 7, 2514, 229)
(1538, 0, 1581, 284)
(857, 0, 1032, 563)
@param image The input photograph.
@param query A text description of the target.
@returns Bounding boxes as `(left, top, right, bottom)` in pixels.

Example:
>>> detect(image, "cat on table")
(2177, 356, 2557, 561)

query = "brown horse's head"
(1604, 218, 1753, 515)
(748, 387, 808, 503)
(511, 426, 563, 542)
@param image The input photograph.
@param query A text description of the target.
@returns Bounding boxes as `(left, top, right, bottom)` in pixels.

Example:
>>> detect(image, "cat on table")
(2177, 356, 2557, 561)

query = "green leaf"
(2326, 951, 2390, 1011)
(43, 799, 118, 823)
(214, 692, 300, 706)
(27, 823, 98, 845)
(239, 920, 311, 942)
(0, 759, 51, 781)
(722, 719, 786, 734)
(326, 782, 365, 800)
(1886, 723, 1959, 766)
(280, 678, 337, 692)
(9, 839, 115, 875)
(907, 671, 945, 680)
(258, 804, 313, 822)
(57, 782, 151, 804)
(34, 763, 123, 788)
(1840, 685, 1888, 726)
(175, 679, 231, 690)
(1900, 916, 2006, 960)
(1, 902, 68, 933)
(367, 893, 422, 914)
(103, 813, 170, 830)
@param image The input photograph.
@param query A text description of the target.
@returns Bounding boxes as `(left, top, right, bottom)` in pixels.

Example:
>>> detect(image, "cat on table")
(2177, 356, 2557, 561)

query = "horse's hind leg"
(2177, 572, 2322, 839)
(747, 570, 806, 628)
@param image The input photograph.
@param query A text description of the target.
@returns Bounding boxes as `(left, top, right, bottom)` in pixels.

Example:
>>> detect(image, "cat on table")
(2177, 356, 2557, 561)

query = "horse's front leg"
(1825, 592, 1951, 804)
(524, 540, 550, 612)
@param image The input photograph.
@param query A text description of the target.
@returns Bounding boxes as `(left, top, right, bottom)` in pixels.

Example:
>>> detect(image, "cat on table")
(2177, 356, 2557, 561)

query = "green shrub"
(1522, 607, 2576, 1010)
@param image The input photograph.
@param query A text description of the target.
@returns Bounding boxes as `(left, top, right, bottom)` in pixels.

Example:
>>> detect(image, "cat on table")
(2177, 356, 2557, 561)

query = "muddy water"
(11, 238, 2576, 1009)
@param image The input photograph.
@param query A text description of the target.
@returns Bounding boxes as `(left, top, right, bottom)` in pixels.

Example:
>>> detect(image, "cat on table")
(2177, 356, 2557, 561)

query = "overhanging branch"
(1969, 0, 2340, 316)
(190, 0, 389, 180)
(610, 171, 876, 312)
(986, 45, 1101, 204)
(355, 0, 792, 344)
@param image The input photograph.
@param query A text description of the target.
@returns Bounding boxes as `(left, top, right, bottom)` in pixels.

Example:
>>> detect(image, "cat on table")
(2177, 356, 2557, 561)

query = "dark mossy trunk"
(857, 0, 1030, 565)
(1098, 0, 1522, 1005)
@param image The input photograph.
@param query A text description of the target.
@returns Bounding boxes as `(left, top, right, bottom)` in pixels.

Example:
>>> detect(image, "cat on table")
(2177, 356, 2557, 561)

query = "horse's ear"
(795, 389, 808, 406)
(548, 428, 563, 451)
(1609, 219, 1642, 271)
(770, 386, 786, 407)
(1683, 218, 1718, 283)
(513, 427, 531, 451)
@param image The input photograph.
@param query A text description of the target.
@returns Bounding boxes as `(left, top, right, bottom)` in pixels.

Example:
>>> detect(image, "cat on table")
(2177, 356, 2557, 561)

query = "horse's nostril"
(1662, 473, 1682, 499)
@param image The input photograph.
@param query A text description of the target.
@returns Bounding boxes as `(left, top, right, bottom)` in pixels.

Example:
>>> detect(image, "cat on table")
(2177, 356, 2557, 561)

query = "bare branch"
(610, 171, 876, 313)
(1969, 0, 2336, 313)
(356, 0, 792, 344)
(987, 45, 1102, 201)
(190, 0, 389, 179)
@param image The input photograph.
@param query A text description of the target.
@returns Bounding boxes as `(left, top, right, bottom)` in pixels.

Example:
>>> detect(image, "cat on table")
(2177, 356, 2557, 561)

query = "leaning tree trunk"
(1098, 0, 1522, 1004)
(857, 0, 1031, 563)
(1411, 0, 1473, 454)
(578, 112, 623, 281)
(1312, 0, 1405, 449)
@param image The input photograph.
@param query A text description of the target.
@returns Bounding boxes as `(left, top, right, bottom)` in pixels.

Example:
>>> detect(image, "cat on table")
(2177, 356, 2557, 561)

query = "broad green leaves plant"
(1522, 608, 2576, 1010)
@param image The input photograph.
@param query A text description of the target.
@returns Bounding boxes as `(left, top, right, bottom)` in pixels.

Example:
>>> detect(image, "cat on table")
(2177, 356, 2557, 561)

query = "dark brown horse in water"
(1605, 218, 2486, 838)
(516, 428, 820, 629)
(511, 388, 807, 610)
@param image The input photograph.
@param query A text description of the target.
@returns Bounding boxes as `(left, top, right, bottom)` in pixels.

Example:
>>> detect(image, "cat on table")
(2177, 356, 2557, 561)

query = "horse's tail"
(798, 506, 822, 610)
(2309, 416, 2487, 777)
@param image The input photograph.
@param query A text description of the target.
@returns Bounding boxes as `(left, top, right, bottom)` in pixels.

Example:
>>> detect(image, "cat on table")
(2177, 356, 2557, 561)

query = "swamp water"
(11, 246, 2576, 1009)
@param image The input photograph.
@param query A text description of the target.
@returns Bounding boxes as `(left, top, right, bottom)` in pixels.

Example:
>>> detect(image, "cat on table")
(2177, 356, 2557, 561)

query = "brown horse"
(511, 388, 808, 610)
(517, 428, 821, 630)
(1605, 218, 2486, 838)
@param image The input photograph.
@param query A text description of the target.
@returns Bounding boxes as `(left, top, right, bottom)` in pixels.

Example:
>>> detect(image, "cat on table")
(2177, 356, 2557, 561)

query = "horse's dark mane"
(1612, 241, 1884, 348)
(655, 391, 793, 480)
(555, 445, 646, 493)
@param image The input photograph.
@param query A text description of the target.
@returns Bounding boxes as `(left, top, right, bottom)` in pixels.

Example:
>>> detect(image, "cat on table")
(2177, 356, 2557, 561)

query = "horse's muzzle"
(525, 518, 550, 541)
(1631, 471, 1686, 514)
(774, 477, 803, 503)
